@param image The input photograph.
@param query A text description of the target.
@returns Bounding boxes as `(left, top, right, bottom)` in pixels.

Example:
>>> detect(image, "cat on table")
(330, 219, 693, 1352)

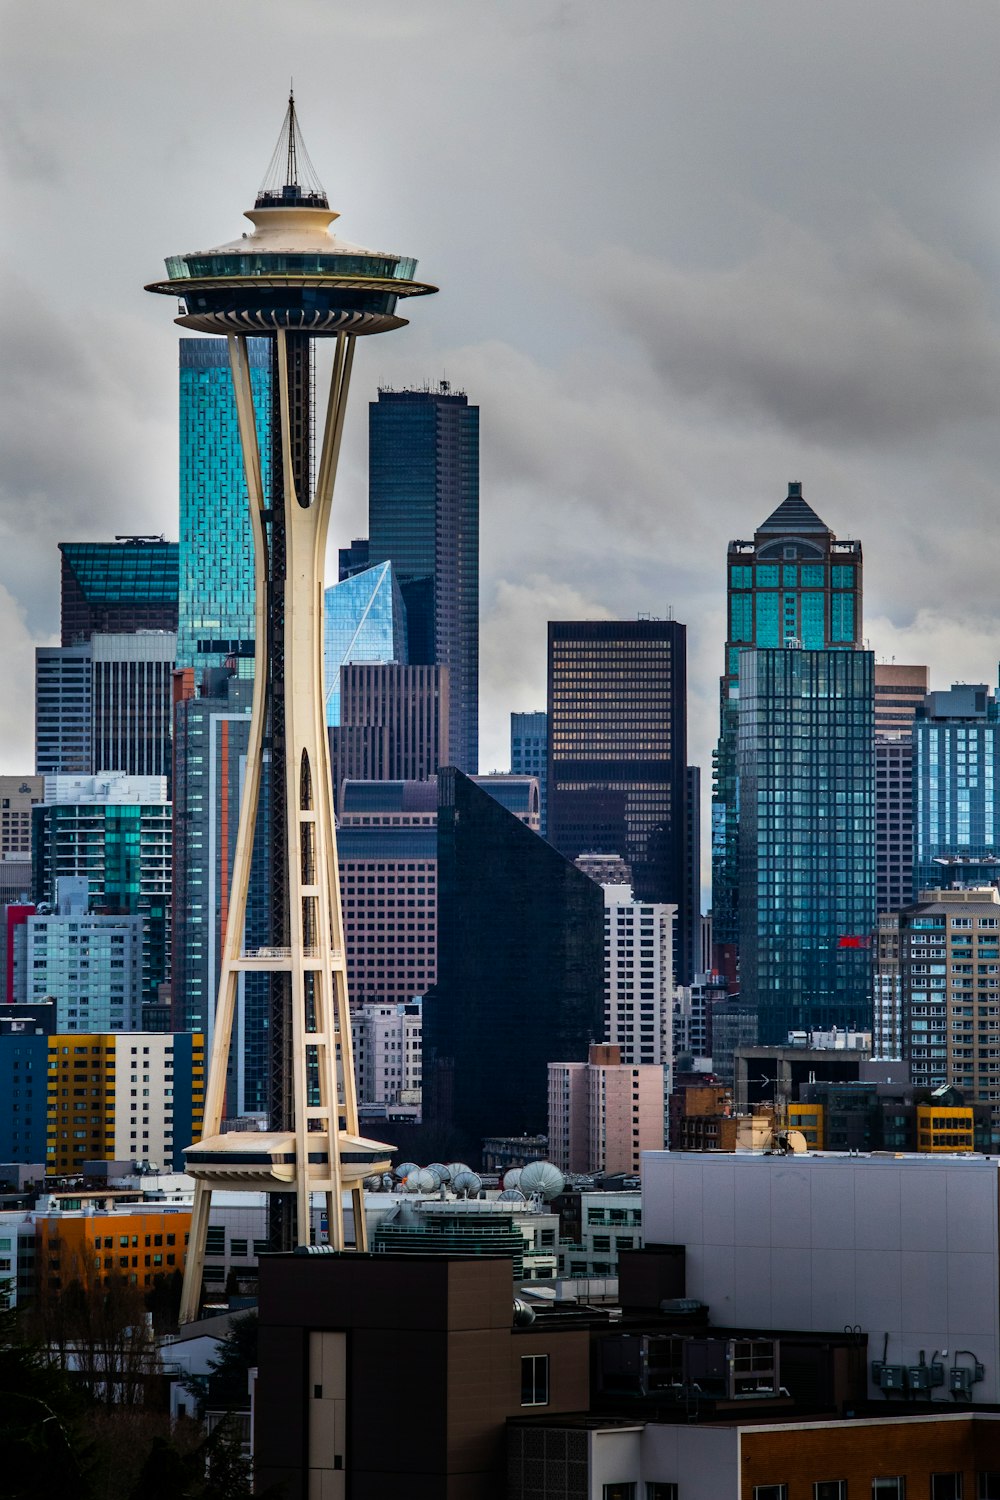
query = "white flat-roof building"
(643, 1150, 1000, 1402)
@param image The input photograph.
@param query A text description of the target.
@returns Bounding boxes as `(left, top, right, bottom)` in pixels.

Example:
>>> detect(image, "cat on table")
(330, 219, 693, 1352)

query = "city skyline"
(8, 5, 1000, 892)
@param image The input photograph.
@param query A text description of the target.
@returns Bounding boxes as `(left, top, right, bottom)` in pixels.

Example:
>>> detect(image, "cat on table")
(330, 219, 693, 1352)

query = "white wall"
(642, 1151, 1000, 1401)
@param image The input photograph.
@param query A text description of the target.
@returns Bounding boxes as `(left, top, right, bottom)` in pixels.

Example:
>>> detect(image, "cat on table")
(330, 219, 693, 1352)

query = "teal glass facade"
(177, 338, 271, 672)
(60, 540, 178, 646)
(712, 483, 863, 974)
(737, 647, 875, 1043)
(913, 683, 1000, 894)
(323, 561, 408, 727)
(368, 385, 479, 772)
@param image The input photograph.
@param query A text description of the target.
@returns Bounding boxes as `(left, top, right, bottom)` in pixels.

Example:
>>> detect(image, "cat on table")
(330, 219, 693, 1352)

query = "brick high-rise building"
(548, 1043, 665, 1176)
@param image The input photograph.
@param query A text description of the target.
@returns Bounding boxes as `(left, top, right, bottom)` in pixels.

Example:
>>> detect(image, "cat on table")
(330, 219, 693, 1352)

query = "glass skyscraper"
(323, 560, 408, 727)
(913, 682, 1000, 894)
(59, 539, 178, 646)
(177, 338, 271, 672)
(368, 383, 479, 772)
(713, 482, 863, 980)
(737, 646, 875, 1043)
(510, 711, 548, 837)
(174, 337, 272, 1116)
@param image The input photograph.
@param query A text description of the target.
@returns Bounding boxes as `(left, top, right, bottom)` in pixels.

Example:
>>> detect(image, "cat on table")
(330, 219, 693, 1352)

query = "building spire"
(256, 91, 329, 209)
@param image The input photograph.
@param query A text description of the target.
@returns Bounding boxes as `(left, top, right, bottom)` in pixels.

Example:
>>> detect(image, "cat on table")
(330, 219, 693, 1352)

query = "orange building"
(36, 1206, 192, 1293)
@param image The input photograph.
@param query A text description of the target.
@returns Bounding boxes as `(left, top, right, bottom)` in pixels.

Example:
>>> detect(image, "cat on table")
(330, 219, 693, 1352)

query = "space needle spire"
(147, 97, 437, 1322)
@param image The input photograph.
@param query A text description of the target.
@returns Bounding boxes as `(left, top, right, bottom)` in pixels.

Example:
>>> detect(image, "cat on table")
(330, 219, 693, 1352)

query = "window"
(603, 1487, 636, 1500)
(872, 1483, 905, 1500)
(753, 1489, 787, 1500)
(979, 1477, 1000, 1500)
(646, 1486, 678, 1500)
(932, 1479, 962, 1500)
(520, 1354, 549, 1406)
(815, 1485, 847, 1500)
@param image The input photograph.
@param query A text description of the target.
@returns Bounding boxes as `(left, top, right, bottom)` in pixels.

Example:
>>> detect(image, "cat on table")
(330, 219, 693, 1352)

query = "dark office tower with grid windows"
(712, 482, 864, 983)
(368, 384, 479, 773)
(547, 618, 694, 981)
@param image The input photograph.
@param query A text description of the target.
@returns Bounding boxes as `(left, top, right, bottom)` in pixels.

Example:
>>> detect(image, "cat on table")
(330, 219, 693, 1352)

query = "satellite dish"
(451, 1170, 482, 1197)
(518, 1161, 565, 1201)
(427, 1162, 450, 1183)
(395, 1161, 419, 1180)
(364, 1174, 383, 1191)
(445, 1162, 470, 1182)
(502, 1168, 522, 1190)
(498, 1188, 526, 1203)
(424, 1166, 444, 1189)
(413, 1169, 438, 1193)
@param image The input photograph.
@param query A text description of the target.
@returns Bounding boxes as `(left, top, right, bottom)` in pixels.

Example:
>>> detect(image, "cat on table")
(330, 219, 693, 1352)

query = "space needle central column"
(147, 96, 437, 1322)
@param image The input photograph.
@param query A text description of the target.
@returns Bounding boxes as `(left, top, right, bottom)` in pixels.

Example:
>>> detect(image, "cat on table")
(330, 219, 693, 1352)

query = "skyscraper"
(712, 482, 864, 980)
(547, 618, 692, 979)
(510, 710, 547, 836)
(176, 337, 270, 673)
(329, 663, 448, 804)
(172, 336, 272, 1119)
(36, 632, 176, 782)
(323, 560, 408, 727)
(875, 664, 927, 915)
(912, 682, 1000, 893)
(737, 646, 875, 1043)
(368, 383, 479, 772)
(59, 538, 178, 646)
(338, 780, 439, 1009)
(424, 768, 603, 1153)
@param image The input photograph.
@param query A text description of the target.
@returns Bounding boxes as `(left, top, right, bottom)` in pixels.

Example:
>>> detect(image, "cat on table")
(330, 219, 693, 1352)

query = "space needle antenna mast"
(147, 98, 437, 1322)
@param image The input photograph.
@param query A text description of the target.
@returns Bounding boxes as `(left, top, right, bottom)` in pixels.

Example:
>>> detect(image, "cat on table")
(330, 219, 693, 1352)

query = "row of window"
(754, 1477, 995, 1499)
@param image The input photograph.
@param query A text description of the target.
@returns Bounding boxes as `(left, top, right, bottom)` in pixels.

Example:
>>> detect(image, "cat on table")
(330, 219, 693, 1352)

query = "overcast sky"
(5, 1, 1000, 888)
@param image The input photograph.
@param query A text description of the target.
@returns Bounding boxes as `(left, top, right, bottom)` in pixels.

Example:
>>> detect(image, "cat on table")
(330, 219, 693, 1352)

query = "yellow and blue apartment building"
(46, 1031, 204, 1175)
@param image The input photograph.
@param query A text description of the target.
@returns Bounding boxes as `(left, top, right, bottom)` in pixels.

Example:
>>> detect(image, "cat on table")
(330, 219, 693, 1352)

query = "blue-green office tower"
(368, 383, 478, 772)
(712, 482, 864, 985)
(173, 338, 272, 1116)
(738, 646, 875, 1043)
(913, 682, 1000, 894)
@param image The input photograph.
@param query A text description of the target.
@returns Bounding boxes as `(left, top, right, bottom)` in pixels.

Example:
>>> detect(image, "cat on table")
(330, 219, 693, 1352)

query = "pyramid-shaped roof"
(757, 482, 832, 537)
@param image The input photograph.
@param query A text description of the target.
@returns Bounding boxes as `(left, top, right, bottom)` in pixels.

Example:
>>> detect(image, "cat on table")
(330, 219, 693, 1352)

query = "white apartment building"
(603, 883, 674, 1071)
(351, 999, 422, 1114)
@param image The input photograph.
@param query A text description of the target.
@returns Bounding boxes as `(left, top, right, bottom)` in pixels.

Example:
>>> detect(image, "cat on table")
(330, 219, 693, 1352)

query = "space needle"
(147, 95, 437, 1321)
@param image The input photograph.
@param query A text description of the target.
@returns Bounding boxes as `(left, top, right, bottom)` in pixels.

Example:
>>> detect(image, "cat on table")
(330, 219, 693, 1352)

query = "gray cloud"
(596, 217, 1000, 445)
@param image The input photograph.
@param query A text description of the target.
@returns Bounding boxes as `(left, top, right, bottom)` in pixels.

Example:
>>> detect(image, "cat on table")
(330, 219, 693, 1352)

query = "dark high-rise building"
(738, 647, 875, 1044)
(547, 618, 692, 980)
(59, 538, 178, 646)
(424, 768, 603, 1155)
(713, 483, 863, 980)
(329, 663, 448, 808)
(338, 537, 370, 581)
(368, 384, 479, 772)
